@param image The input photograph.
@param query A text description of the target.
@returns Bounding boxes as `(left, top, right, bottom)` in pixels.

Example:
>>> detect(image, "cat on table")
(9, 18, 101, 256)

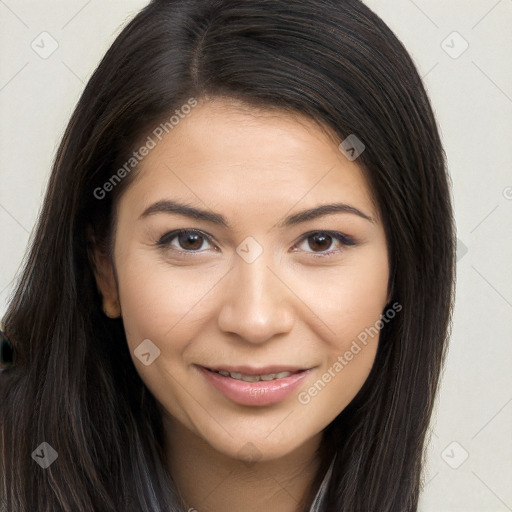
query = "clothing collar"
(308, 455, 336, 512)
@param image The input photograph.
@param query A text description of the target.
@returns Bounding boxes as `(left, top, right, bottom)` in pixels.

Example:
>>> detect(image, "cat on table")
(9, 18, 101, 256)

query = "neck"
(163, 416, 327, 512)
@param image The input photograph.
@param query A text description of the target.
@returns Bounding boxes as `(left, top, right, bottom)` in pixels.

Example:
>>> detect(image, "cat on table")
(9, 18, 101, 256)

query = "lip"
(197, 365, 312, 406)
(205, 365, 307, 376)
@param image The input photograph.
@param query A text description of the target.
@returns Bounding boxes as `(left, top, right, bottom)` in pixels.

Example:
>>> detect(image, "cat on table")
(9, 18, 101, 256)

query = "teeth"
(216, 370, 293, 382)
(241, 375, 261, 382)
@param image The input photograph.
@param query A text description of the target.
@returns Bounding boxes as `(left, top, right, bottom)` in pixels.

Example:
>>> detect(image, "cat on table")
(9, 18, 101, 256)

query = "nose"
(217, 251, 295, 344)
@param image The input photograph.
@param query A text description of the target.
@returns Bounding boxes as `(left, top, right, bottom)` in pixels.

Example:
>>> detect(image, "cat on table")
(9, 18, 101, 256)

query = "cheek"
(291, 253, 388, 411)
(294, 274, 388, 421)
(114, 245, 224, 351)
(113, 252, 218, 423)
(291, 252, 389, 347)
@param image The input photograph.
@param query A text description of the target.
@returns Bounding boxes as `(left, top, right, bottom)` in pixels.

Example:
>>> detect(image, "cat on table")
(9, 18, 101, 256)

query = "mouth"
(197, 365, 312, 406)
(203, 366, 307, 382)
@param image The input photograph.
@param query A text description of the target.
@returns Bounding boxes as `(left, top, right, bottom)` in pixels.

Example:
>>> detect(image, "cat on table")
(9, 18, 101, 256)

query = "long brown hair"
(0, 1, 455, 510)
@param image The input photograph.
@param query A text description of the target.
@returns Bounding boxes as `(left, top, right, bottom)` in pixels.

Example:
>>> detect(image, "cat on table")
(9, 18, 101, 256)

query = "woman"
(0, 0, 455, 510)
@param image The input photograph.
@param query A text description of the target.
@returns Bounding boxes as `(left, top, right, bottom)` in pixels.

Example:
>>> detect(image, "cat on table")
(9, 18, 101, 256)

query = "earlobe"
(87, 227, 122, 319)
(103, 299, 121, 319)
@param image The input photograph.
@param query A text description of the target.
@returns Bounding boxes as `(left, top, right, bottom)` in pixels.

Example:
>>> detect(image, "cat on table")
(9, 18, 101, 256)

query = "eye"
(293, 231, 356, 257)
(156, 229, 216, 253)
(156, 229, 355, 258)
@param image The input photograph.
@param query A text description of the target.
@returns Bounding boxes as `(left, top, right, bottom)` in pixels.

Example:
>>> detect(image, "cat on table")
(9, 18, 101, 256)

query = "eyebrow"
(139, 199, 376, 227)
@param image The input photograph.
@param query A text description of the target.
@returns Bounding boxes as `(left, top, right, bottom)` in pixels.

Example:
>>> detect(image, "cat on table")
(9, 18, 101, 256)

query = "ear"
(87, 226, 121, 319)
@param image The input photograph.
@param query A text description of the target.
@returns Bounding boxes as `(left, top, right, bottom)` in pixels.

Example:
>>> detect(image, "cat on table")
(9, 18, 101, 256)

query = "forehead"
(119, 98, 378, 221)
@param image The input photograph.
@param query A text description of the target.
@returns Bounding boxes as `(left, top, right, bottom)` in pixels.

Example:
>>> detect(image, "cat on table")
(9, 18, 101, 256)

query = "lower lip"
(198, 366, 311, 406)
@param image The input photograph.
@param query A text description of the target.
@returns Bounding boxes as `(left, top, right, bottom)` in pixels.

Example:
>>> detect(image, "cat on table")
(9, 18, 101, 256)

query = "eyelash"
(156, 229, 356, 258)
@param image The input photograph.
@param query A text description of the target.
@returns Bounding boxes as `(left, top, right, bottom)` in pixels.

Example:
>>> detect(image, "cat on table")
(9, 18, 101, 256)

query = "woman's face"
(96, 98, 389, 462)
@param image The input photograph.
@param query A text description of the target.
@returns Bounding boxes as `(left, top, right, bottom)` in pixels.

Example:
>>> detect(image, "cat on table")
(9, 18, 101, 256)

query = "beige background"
(1, 1, 511, 510)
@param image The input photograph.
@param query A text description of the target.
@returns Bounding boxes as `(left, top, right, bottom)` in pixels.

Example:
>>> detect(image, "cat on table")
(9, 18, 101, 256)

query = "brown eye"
(307, 233, 334, 252)
(177, 232, 204, 251)
(295, 231, 356, 256)
(157, 230, 214, 252)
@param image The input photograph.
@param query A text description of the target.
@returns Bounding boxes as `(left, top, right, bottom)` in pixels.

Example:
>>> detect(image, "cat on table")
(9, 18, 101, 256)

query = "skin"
(93, 97, 390, 512)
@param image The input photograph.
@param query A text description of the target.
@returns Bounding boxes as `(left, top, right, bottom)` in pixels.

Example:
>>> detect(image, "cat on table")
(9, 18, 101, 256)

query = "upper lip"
(202, 365, 309, 375)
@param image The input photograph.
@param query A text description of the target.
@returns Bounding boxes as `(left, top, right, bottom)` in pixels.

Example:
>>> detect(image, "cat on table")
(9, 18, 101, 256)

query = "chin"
(200, 425, 317, 465)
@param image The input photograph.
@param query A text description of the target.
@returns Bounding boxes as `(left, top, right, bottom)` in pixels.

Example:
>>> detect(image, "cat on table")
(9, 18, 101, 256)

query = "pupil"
(309, 233, 331, 252)
(179, 232, 203, 250)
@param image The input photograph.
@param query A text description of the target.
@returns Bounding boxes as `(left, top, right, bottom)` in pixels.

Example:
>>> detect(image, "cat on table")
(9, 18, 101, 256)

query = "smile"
(198, 365, 312, 406)
(214, 370, 295, 381)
